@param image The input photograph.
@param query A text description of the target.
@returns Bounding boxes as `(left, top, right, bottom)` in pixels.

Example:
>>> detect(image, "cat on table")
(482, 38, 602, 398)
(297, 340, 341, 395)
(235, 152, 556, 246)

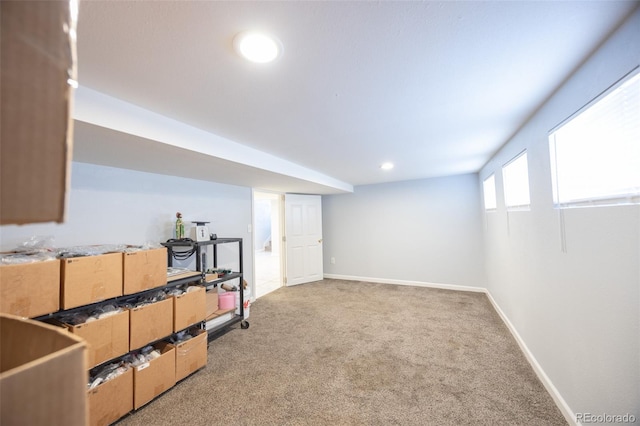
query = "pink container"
(218, 292, 235, 310)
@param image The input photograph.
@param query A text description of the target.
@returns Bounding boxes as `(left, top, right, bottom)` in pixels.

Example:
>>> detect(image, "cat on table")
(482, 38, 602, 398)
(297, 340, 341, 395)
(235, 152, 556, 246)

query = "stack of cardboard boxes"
(1, 3, 210, 422)
(0, 247, 209, 426)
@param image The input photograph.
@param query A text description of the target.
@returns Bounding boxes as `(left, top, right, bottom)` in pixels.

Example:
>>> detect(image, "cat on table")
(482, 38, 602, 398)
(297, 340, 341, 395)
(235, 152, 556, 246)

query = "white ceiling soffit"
(73, 87, 353, 194)
(73, 121, 350, 195)
(75, 1, 638, 189)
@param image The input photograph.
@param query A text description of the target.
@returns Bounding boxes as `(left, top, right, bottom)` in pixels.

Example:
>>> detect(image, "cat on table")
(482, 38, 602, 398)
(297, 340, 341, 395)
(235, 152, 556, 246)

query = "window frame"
(502, 151, 531, 211)
(482, 174, 497, 211)
(548, 68, 640, 209)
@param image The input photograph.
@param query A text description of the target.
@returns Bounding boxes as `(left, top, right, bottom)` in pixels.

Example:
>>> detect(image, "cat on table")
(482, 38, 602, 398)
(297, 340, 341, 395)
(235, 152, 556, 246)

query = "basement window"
(549, 69, 640, 208)
(503, 151, 530, 210)
(483, 174, 497, 211)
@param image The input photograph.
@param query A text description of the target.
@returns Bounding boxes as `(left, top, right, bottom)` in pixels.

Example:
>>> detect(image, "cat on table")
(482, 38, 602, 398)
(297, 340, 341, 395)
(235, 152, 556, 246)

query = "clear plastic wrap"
(165, 287, 185, 297)
(0, 251, 57, 264)
(88, 362, 130, 390)
(2, 240, 164, 262)
(119, 290, 166, 310)
(122, 242, 163, 253)
(12, 235, 55, 252)
(165, 284, 202, 298)
(169, 328, 200, 344)
(57, 244, 128, 258)
(167, 267, 189, 277)
(58, 303, 124, 326)
(121, 345, 161, 368)
(1, 236, 58, 264)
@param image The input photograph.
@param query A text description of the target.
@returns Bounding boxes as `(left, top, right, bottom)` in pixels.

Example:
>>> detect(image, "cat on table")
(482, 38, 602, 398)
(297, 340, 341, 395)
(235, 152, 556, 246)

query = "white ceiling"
(74, 0, 638, 193)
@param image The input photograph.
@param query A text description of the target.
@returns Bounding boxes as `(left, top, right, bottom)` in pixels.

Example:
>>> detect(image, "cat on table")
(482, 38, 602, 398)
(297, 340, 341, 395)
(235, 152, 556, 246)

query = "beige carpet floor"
(116, 279, 567, 425)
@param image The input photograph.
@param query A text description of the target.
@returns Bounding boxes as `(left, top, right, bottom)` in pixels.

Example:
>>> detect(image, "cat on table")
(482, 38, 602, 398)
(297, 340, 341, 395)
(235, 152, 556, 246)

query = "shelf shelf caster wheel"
(241, 320, 249, 329)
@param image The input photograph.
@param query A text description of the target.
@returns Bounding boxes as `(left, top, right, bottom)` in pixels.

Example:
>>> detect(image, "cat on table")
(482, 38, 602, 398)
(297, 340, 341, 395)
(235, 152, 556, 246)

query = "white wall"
(322, 174, 486, 289)
(0, 162, 253, 285)
(254, 198, 272, 251)
(480, 9, 639, 422)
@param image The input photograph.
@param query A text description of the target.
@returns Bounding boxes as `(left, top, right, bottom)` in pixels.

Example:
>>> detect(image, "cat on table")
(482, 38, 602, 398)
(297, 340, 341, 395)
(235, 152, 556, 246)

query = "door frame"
(251, 189, 285, 300)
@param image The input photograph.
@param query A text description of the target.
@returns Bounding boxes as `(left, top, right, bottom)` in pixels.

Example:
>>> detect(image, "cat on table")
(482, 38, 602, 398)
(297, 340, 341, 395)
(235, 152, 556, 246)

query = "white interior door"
(285, 194, 323, 286)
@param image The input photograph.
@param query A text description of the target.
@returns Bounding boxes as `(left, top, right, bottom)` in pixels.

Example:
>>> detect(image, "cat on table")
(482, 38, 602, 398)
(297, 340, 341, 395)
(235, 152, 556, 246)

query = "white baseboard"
(484, 290, 579, 426)
(323, 273, 578, 425)
(323, 273, 486, 293)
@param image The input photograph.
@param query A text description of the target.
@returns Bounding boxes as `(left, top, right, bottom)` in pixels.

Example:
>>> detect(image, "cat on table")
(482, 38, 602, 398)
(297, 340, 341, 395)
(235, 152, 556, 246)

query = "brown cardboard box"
(88, 367, 133, 426)
(133, 342, 176, 410)
(0, 0, 75, 225)
(0, 314, 88, 425)
(0, 259, 60, 318)
(61, 310, 129, 368)
(174, 329, 207, 382)
(173, 286, 206, 332)
(129, 298, 173, 350)
(61, 252, 123, 309)
(169, 270, 202, 282)
(123, 248, 167, 295)
(205, 290, 219, 320)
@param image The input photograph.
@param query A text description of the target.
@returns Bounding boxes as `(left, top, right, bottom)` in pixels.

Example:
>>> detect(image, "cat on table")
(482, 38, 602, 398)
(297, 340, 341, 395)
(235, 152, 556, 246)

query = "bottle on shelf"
(175, 212, 185, 239)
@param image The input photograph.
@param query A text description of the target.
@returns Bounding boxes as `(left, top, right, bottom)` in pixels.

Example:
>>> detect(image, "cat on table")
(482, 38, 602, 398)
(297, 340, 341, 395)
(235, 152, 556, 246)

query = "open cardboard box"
(0, 0, 76, 225)
(123, 248, 167, 295)
(61, 252, 123, 310)
(133, 341, 176, 410)
(88, 367, 133, 426)
(0, 259, 60, 318)
(1, 314, 88, 425)
(174, 328, 207, 382)
(129, 298, 173, 351)
(172, 286, 206, 332)
(54, 309, 129, 368)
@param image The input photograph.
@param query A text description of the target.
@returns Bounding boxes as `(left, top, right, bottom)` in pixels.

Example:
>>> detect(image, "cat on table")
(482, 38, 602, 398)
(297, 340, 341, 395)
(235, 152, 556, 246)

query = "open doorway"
(253, 191, 284, 298)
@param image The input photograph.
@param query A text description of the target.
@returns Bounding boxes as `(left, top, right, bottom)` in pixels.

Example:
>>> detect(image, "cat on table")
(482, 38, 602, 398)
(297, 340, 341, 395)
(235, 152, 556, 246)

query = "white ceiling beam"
(72, 86, 353, 193)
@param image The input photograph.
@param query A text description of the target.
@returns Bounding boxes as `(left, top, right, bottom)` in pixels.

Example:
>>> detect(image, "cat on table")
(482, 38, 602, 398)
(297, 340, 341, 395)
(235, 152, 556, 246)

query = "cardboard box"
(1, 314, 87, 425)
(205, 290, 219, 319)
(0, 0, 75, 225)
(61, 252, 123, 309)
(173, 286, 206, 332)
(174, 328, 207, 382)
(168, 270, 201, 282)
(123, 248, 167, 295)
(133, 342, 176, 410)
(205, 311, 235, 331)
(88, 367, 133, 426)
(0, 259, 60, 318)
(60, 310, 129, 368)
(205, 272, 219, 282)
(206, 288, 235, 318)
(129, 298, 173, 350)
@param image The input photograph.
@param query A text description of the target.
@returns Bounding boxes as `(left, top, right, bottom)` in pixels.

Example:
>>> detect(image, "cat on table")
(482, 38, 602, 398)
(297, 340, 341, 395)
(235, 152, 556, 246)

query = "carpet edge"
(322, 274, 485, 293)
(485, 290, 578, 426)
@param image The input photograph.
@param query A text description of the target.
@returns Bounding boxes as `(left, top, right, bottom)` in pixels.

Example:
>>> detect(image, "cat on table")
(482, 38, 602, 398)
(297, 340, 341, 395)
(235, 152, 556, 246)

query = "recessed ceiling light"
(380, 162, 394, 170)
(233, 31, 282, 63)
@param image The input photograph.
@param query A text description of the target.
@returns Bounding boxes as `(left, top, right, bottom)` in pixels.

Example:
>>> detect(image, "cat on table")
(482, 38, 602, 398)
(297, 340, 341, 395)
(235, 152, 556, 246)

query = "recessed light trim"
(380, 162, 394, 170)
(233, 31, 282, 63)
